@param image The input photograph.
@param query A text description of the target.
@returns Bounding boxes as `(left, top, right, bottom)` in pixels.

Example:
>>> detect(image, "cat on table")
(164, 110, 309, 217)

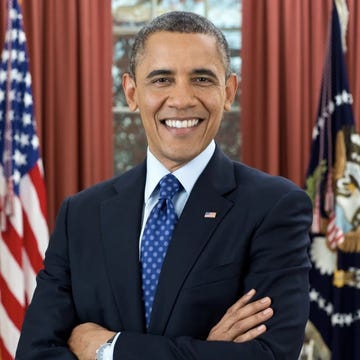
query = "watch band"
(95, 334, 117, 360)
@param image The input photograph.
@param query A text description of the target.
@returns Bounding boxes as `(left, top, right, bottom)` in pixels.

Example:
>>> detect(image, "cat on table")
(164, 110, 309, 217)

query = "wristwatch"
(95, 334, 116, 360)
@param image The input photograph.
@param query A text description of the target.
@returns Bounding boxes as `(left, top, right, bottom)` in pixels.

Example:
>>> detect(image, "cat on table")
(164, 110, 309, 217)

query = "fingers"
(207, 290, 273, 342)
(212, 289, 257, 333)
(229, 306, 273, 342)
(234, 324, 267, 343)
(225, 288, 257, 316)
(228, 291, 271, 323)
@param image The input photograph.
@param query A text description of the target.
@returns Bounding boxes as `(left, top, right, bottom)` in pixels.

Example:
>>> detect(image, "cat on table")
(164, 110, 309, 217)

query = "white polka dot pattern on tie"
(140, 173, 182, 328)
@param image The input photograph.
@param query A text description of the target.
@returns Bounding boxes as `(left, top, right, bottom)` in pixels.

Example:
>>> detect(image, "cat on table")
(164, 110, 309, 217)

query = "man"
(16, 11, 312, 360)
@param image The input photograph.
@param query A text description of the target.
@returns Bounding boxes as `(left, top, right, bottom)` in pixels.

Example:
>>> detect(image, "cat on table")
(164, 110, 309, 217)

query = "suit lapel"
(100, 163, 146, 332)
(149, 148, 236, 334)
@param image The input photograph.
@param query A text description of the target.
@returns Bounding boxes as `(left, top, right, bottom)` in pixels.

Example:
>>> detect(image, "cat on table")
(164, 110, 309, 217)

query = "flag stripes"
(0, 0, 49, 358)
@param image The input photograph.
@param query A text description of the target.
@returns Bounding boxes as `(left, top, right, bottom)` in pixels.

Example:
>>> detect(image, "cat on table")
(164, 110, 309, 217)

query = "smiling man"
(16, 11, 312, 360)
(122, 30, 236, 172)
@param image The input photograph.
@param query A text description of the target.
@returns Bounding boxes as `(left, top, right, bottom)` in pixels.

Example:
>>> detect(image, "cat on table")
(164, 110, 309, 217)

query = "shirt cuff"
(103, 332, 121, 360)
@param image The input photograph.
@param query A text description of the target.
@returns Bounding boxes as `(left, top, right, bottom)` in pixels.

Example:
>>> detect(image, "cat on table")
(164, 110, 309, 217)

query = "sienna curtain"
(241, 0, 360, 187)
(1, 0, 114, 230)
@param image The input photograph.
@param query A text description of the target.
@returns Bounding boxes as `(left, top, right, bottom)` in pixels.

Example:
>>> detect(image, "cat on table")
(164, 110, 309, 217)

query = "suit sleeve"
(113, 189, 313, 360)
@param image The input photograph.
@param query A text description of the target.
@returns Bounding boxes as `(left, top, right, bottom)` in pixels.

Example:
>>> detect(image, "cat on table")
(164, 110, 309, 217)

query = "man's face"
(123, 31, 238, 171)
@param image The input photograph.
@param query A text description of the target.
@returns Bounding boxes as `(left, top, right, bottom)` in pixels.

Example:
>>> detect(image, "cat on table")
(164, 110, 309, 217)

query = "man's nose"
(167, 81, 197, 109)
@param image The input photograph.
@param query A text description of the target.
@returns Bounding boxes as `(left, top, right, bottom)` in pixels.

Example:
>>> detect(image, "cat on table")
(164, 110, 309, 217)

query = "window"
(112, 0, 242, 174)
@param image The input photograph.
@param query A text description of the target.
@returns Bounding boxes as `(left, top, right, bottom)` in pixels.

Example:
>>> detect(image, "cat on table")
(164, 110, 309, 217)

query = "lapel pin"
(204, 211, 217, 218)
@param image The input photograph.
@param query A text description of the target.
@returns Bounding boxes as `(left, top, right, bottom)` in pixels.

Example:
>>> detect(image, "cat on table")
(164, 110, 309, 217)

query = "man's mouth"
(163, 119, 201, 129)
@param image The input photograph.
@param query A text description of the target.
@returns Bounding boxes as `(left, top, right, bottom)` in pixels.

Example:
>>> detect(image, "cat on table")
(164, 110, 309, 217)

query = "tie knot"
(159, 173, 181, 200)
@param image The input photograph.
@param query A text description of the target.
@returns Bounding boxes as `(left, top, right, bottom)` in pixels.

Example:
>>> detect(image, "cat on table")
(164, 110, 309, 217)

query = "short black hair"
(129, 11, 231, 80)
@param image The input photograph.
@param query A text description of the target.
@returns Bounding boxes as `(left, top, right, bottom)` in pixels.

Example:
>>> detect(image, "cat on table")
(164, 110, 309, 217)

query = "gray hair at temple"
(128, 11, 232, 80)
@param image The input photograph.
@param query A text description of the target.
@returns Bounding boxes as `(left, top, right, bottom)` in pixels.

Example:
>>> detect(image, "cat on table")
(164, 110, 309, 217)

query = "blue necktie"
(140, 173, 182, 327)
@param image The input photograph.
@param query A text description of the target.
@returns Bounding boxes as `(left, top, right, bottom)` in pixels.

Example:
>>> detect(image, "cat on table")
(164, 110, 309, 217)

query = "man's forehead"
(144, 31, 217, 47)
(140, 32, 220, 61)
(134, 31, 227, 77)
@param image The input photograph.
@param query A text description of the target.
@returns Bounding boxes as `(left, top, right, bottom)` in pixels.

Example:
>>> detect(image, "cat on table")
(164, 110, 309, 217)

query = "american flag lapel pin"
(204, 211, 217, 219)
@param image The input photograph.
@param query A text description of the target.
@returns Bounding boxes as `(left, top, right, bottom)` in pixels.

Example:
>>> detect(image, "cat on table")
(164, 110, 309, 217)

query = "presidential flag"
(305, 1, 360, 359)
(0, 0, 49, 358)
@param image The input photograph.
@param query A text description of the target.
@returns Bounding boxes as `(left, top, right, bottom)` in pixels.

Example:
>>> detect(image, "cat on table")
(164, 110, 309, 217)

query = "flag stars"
(11, 68, 21, 82)
(9, 89, 16, 101)
(13, 149, 27, 166)
(325, 303, 333, 316)
(344, 314, 353, 326)
(11, 29, 18, 41)
(11, 49, 18, 61)
(31, 135, 39, 149)
(24, 72, 31, 87)
(335, 94, 342, 105)
(318, 298, 325, 309)
(10, 8, 19, 20)
(1, 2, 43, 184)
(1, 50, 9, 62)
(0, 69, 7, 82)
(332, 313, 345, 327)
(309, 288, 319, 302)
(335, 90, 353, 106)
(331, 313, 355, 327)
(13, 169, 21, 184)
(18, 51, 26, 63)
(19, 133, 30, 147)
(342, 89, 351, 103)
(328, 100, 335, 113)
(24, 92, 33, 107)
(18, 31, 26, 44)
(22, 113, 32, 126)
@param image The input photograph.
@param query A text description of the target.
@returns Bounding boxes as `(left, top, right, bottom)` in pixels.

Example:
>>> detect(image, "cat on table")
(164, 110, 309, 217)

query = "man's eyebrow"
(191, 68, 218, 78)
(146, 68, 219, 79)
(146, 69, 173, 79)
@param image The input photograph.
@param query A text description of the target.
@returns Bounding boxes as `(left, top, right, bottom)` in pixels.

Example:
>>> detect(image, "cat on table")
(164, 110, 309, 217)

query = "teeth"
(165, 119, 199, 128)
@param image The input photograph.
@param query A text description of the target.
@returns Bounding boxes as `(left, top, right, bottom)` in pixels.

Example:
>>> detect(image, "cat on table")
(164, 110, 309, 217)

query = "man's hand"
(207, 289, 273, 343)
(68, 322, 116, 360)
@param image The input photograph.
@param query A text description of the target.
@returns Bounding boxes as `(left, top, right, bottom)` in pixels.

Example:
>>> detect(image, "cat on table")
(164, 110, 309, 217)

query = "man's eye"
(194, 77, 212, 84)
(153, 78, 171, 84)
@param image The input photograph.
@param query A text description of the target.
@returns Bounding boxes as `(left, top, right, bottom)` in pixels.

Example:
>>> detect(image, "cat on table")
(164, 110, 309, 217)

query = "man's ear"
(224, 73, 238, 111)
(122, 73, 138, 112)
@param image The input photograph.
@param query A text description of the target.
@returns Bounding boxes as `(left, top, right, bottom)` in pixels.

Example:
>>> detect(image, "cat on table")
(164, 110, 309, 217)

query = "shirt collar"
(144, 140, 216, 203)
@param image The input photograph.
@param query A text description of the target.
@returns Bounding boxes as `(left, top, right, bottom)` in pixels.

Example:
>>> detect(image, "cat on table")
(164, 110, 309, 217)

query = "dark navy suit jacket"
(16, 147, 312, 359)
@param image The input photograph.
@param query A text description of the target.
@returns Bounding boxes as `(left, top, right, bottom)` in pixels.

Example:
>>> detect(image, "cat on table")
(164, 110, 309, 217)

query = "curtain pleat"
(347, 0, 360, 125)
(2, 0, 114, 230)
(241, 0, 360, 187)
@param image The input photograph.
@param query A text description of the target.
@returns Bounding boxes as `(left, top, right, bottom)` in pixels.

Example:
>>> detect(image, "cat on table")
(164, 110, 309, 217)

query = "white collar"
(144, 140, 216, 202)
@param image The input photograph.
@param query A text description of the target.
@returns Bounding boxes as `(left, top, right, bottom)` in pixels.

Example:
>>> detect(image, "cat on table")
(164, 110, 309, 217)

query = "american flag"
(305, 1, 360, 359)
(0, 0, 49, 359)
(204, 211, 217, 219)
